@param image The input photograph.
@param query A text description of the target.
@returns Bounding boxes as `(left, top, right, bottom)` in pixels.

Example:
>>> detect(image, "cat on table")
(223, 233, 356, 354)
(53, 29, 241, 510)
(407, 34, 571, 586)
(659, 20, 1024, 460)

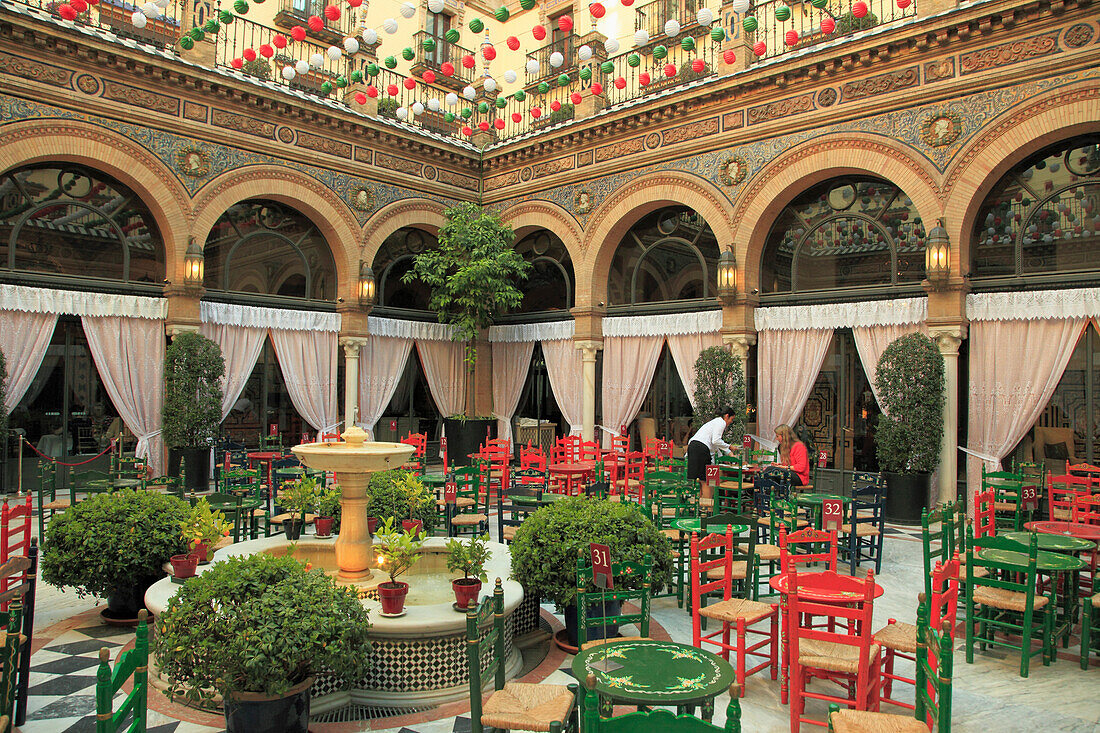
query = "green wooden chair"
(143, 475, 183, 499)
(260, 431, 282, 452)
(70, 469, 113, 501)
(582, 674, 741, 732)
(0, 598, 23, 732)
(920, 502, 957, 597)
(965, 528, 1053, 677)
(753, 493, 798, 598)
(646, 471, 697, 607)
(829, 593, 954, 732)
(1082, 591, 1100, 670)
(497, 469, 545, 544)
(95, 609, 148, 733)
(575, 551, 653, 651)
(36, 462, 72, 540)
(981, 467, 1028, 531)
(0, 542, 35, 728)
(749, 448, 778, 465)
(449, 463, 488, 537)
(468, 579, 577, 733)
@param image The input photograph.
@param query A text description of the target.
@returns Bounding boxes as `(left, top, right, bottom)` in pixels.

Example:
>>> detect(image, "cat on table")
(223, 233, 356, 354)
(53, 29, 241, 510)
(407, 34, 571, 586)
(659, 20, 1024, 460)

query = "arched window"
(203, 199, 336, 301)
(760, 178, 926, 294)
(607, 207, 720, 306)
(971, 135, 1100, 279)
(514, 229, 574, 313)
(372, 227, 438, 311)
(0, 164, 164, 283)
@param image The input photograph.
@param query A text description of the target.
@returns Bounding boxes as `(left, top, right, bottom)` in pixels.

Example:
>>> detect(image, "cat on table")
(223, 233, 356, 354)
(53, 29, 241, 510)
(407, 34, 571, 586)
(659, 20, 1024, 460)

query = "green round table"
(976, 548, 1086, 572)
(1003, 531, 1095, 553)
(671, 518, 749, 535)
(572, 639, 735, 721)
(513, 492, 565, 506)
(794, 494, 850, 528)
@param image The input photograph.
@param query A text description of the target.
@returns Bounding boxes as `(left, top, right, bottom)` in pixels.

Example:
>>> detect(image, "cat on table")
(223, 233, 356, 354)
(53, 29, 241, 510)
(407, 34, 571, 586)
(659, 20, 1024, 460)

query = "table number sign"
(301, 431, 310, 444)
(444, 480, 457, 504)
(590, 543, 613, 590)
(389, 419, 398, 432)
(440, 436, 448, 452)
(817, 450, 828, 468)
(706, 465, 720, 484)
(743, 435, 752, 449)
(620, 424, 627, 436)
(269, 423, 279, 437)
(224, 453, 230, 472)
(1021, 483, 1039, 512)
(822, 498, 843, 533)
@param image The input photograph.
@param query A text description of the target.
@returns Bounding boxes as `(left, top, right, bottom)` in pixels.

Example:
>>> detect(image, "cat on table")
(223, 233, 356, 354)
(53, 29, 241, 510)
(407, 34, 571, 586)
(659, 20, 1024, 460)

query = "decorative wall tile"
(661, 117, 719, 145)
(101, 80, 179, 116)
(0, 50, 72, 86)
(959, 32, 1061, 75)
(211, 107, 275, 139)
(747, 93, 816, 125)
(296, 130, 353, 159)
(841, 67, 919, 102)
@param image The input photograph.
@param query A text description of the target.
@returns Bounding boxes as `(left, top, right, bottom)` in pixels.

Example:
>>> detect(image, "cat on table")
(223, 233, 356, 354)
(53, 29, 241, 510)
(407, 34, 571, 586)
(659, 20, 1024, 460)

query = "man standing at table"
(686, 407, 737, 501)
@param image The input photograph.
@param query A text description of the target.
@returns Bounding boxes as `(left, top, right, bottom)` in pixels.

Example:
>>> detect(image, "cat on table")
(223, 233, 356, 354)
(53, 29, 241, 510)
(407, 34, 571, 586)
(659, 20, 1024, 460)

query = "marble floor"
(16, 511, 1100, 733)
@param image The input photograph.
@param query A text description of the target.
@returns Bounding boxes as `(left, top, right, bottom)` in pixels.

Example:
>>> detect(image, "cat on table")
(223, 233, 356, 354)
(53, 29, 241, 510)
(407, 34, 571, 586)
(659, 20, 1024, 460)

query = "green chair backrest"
(750, 448, 778, 464)
(0, 598, 23, 724)
(921, 501, 956, 598)
(575, 552, 653, 650)
(95, 610, 148, 733)
(467, 579, 505, 733)
(767, 492, 799, 538)
(914, 594, 954, 732)
(583, 675, 741, 732)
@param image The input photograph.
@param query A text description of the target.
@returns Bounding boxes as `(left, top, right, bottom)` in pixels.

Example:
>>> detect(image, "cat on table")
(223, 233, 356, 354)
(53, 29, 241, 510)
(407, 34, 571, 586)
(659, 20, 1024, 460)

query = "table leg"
(700, 696, 714, 722)
(780, 591, 790, 705)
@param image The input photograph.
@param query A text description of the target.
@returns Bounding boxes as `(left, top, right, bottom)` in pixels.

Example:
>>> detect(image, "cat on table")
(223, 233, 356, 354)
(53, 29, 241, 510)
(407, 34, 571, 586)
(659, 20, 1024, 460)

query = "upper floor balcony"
(410, 30, 476, 90)
(273, 0, 364, 46)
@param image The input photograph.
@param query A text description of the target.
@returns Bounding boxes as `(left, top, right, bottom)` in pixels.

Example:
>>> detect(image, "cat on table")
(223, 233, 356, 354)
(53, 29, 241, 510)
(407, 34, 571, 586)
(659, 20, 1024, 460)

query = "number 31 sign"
(590, 543, 613, 590)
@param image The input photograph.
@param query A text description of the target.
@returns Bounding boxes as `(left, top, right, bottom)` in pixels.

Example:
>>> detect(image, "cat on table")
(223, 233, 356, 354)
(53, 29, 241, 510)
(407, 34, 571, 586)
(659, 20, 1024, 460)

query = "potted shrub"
(314, 484, 341, 538)
(402, 203, 531, 465)
(163, 331, 224, 493)
(279, 475, 318, 540)
(875, 332, 945, 524)
(42, 489, 190, 621)
(374, 518, 425, 616)
(181, 498, 233, 564)
(510, 497, 674, 648)
(365, 470, 438, 535)
(446, 533, 490, 610)
(692, 346, 746, 442)
(154, 553, 371, 733)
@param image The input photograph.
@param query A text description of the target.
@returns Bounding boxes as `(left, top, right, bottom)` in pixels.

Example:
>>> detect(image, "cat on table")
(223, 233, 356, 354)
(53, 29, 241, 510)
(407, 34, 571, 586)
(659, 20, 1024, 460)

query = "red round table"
(1025, 520, 1100, 542)
(548, 461, 596, 496)
(247, 451, 282, 488)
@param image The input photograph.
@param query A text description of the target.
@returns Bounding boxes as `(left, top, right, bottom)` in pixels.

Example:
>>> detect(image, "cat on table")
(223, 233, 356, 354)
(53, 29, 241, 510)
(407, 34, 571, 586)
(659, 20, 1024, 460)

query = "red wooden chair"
(1072, 493, 1100, 524)
(691, 527, 778, 696)
(579, 439, 601, 463)
(519, 442, 546, 472)
(400, 432, 427, 475)
(788, 568, 881, 731)
(611, 451, 646, 503)
(478, 438, 511, 501)
(0, 494, 32, 610)
(779, 526, 838, 573)
(321, 432, 341, 443)
(1047, 473, 1090, 521)
(1066, 460, 1100, 490)
(610, 434, 630, 455)
(553, 435, 581, 464)
(973, 488, 995, 538)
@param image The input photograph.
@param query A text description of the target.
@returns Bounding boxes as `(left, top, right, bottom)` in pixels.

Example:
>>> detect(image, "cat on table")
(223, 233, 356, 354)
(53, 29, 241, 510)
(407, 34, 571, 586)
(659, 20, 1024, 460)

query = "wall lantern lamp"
(716, 247, 737, 302)
(358, 261, 376, 306)
(183, 237, 204, 287)
(925, 218, 950, 287)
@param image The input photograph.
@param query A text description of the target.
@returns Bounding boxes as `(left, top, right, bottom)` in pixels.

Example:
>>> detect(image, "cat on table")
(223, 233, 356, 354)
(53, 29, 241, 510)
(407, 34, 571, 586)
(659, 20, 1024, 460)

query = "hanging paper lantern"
(853, 1, 868, 16)
(190, 27, 204, 40)
(310, 52, 324, 67)
(558, 15, 573, 32)
(591, 81, 603, 95)
(350, 70, 363, 84)
(579, 66, 592, 81)
(440, 60, 454, 75)
(402, 47, 415, 60)
(427, 98, 441, 111)
(550, 100, 561, 111)
(469, 17, 484, 32)
(272, 34, 287, 48)
(179, 34, 193, 48)
(494, 6, 509, 21)
(427, 0, 443, 11)
(664, 19, 680, 36)
(510, 112, 521, 123)
(461, 107, 472, 118)
(639, 71, 651, 84)
(653, 44, 667, 59)
(412, 101, 425, 115)
(821, 16, 835, 32)
(493, 118, 504, 129)
(281, 66, 296, 80)
(614, 76, 626, 89)
(742, 16, 757, 31)
(897, 0, 911, 7)
(775, 4, 790, 20)
(723, 49, 736, 64)
(383, 18, 398, 33)
(752, 40, 766, 55)
(230, 56, 243, 68)
(71, 0, 88, 11)
(520, 0, 535, 9)
(403, 77, 416, 90)
(399, 1, 415, 18)
(323, 4, 338, 19)
(259, 44, 273, 57)
(590, 2, 605, 17)
(696, 7, 713, 25)
(219, 10, 234, 23)
(504, 69, 517, 84)
(538, 81, 550, 93)
(514, 89, 526, 101)
(785, 29, 799, 45)
(531, 107, 542, 118)
(461, 54, 475, 68)
(463, 85, 476, 99)
(295, 59, 309, 75)
(691, 58, 705, 72)
(365, 62, 378, 75)
(550, 51, 564, 67)
(732, 0, 750, 11)
(627, 53, 641, 67)
(396, 106, 408, 120)
(460, 125, 471, 135)
(505, 35, 520, 51)
(132, 6, 148, 23)
(362, 28, 377, 44)
(478, 121, 490, 131)
(621, 0, 633, 5)
(443, 92, 458, 106)
(600, 60, 614, 73)
(634, 29, 650, 46)
(422, 35, 436, 51)
(444, 28, 460, 44)
(570, 91, 582, 104)
(533, 24, 546, 40)
(386, 83, 399, 96)
(327, 45, 342, 60)
(482, 44, 496, 61)
(558, 73, 570, 86)
(344, 37, 359, 54)
(525, 59, 539, 76)
(243, 47, 257, 61)
(423, 70, 436, 83)
(307, 14, 325, 31)
(605, 37, 620, 53)
(663, 62, 676, 77)
(681, 36, 695, 51)
(709, 27, 724, 41)
(484, 77, 498, 92)
(355, 91, 366, 104)
(320, 81, 332, 94)
(578, 44, 593, 61)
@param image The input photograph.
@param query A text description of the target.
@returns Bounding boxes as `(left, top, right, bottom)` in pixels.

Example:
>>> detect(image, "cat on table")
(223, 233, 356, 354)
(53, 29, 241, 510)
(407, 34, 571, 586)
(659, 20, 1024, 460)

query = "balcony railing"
(745, 0, 917, 61)
(15, 0, 183, 50)
(410, 31, 476, 87)
(634, 0, 700, 37)
(525, 35, 579, 87)
(218, 15, 350, 89)
(273, 0, 364, 45)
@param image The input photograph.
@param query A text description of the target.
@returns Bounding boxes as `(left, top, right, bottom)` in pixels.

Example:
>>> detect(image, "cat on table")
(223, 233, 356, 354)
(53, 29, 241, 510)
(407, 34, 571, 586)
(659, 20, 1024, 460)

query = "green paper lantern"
(742, 16, 758, 32)
(218, 10, 233, 23)
(444, 28, 460, 43)
(402, 47, 414, 61)
(520, 0, 535, 9)
(710, 27, 725, 41)
(335, 76, 347, 88)
(558, 73, 570, 86)
(253, 0, 263, 5)
(478, 101, 489, 113)
(385, 55, 397, 68)
(579, 66, 592, 81)
(653, 44, 667, 59)
(232, 0, 247, 14)
(444, 111, 456, 122)
(320, 81, 332, 94)
(367, 63, 379, 76)
(203, 19, 219, 33)
(514, 89, 526, 101)
(811, 0, 827, 8)
(775, 5, 790, 20)
(350, 69, 362, 82)
(469, 18, 483, 32)
(681, 36, 695, 51)
(538, 81, 550, 94)
(422, 36, 436, 52)
(179, 36, 194, 50)
(461, 108, 473, 118)
(494, 6, 509, 22)
(495, 97, 507, 108)
(600, 60, 614, 73)
(627, 53, 641, 67)
(189, 28, 204, 41)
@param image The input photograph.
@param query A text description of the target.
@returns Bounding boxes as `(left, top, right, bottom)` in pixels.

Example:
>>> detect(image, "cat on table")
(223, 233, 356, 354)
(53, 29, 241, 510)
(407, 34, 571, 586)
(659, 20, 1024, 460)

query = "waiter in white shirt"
(687, 407, 737, 501)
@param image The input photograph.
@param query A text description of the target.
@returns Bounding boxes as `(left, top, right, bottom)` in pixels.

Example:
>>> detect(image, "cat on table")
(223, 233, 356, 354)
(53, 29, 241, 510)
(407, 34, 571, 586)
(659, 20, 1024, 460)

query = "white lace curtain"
(269, 329, 339, 433)
(81, 316, 165, 474)
(851, 324, 929, 412)
(199, 322, 267, 421)
(602, 335, 664, 446)
(0, 310, 58, 414)
(542, 339, 583, 436)
(416, 340, 467, 418)
(357, 335, 413, 439)
(492, 341, 534, 442)
(756, 328, 833, 437)
(666, 332, 723, 410)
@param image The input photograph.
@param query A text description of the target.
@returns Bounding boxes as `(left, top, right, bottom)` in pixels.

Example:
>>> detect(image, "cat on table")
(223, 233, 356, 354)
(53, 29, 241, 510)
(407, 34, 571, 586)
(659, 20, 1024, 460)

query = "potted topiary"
(510, 497, 674, 648)
(875, 332, 945, 524)
(402, 203, 531, 465)
(692, 346, 746, 442)
(374, 518, 425, 616)
(279, 475, 318, 540)
(42, 489, 190, 621)
(365, 470, 438, 535)
(180, 498, 233, 564)
(446, 533, 490, 610)
(314, 484, 341, 538)
(154, 553, 371, 733)
(163, 331, 225, 493)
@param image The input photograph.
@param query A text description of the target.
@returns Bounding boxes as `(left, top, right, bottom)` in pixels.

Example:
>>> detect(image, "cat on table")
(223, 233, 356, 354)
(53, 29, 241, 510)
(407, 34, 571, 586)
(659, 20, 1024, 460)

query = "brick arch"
(942, 85, 1100, 278)
(733, 135, 942, 293)
(581, 171, 735, 309)
(0, 119, 190, 283)
(360, 198, 447, 267)
(499, 200, 583, 266)
(192, 166, 362, 302)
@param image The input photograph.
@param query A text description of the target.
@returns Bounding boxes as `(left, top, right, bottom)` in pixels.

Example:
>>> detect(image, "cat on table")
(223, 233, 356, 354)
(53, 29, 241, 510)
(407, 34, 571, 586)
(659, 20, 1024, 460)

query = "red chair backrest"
(1, 495, 32, 606)
(401, 432, 427, 458)
(1066, 461, 1100, 484)
(787, 568, 877, 683)
(779, 526, 838, 573)
(930, 553, 960, 641)
(611, 434, 630, 454)
(321, 432, 341, 443)
(579, 440, 601, 463)
(973, 488, 995, 538)
(1047, 474, 1089, 520)
(1072, 493, 1100, 525)
(520, 443, 546, 472)
(690, 526, 735, 606)
(554, 435, 582, 463)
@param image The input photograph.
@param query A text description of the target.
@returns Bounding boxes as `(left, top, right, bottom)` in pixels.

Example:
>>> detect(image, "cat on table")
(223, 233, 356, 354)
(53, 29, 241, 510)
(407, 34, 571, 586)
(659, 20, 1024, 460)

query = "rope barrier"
(20, 435, 117, 467)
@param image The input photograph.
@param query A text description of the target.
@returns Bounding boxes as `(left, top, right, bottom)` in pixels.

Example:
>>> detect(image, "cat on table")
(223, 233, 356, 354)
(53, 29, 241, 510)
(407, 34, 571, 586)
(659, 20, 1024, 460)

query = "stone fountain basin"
(290, 439, 414, 473)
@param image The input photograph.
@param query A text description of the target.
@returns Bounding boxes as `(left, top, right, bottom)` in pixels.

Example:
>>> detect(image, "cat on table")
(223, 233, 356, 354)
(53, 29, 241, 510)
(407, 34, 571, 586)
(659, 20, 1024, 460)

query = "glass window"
(203, 199, 336, 301)
(760, 178, 925, 293)
(372, 227, 438, 311)
(514, 230, 574, 313)
(0, 165, 164, 284)
(608, 207, 720, 306)
(971, 135, 1100, 279)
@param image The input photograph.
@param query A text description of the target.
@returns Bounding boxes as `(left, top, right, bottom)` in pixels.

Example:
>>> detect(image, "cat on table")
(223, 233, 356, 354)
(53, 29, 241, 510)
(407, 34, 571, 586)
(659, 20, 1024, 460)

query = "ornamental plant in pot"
(180, 497, 233, 564)
(365, 470, 438, 535)
(314, 484, 341, 538)
(374, 518, 425, 616)
(446, 533, 490, 610)
(154, 553, 371, 733)
(402, 202, 530, 465)
(42, 489, 190, 621)
(875, 332, 945, 524)
(163, 331, 224, 493)
(280, 475, 319, 540)
(510, 497, 674, 648)
(692, 345, 746, 442)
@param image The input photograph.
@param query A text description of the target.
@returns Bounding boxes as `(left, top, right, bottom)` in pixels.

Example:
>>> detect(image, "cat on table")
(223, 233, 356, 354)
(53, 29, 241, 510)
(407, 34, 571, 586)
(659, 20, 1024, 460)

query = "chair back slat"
(780, 526, 838, 573)
(95, 609, 148, 733)
(973, 488, 995, 538)
(467, 579, 505, 732)
(930, 554, 960, 641)
(576, 553, 653, 650)
(1047, 474, 1089, 521)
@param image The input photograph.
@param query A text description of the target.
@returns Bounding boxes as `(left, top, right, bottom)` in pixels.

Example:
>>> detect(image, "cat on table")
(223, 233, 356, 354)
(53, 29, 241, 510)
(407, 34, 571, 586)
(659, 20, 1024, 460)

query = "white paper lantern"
(411, 101, 425, 115)
(445, 92, 459, 106)
(578, 44, 592, 61)
(153, 0, 169, 8)
(142, 3, 159, 17)
(281, 65, 296, 81)
(295, 59, 310, 75)
(462, 85, 476, 100)
(326, 45, 342, 61)
(396, 106, 408, 120)
(634, 29, 650, 46)
(362, 28, 378, 44)
(664, 19, 680, 36)
(383, 18, 398, 34)
(427, 97, 442, 112)
(525, 58, 540, 75)
(549, 51, 564, 67)
(131, 10, 147, 27)
(503, 69, 517, 84)
(604, 37, 619, 53)
(483, 77, 497, 92)
(731, 0, 750, 13)
(309, 52, 324, 68)
(696, 7, 713, 25)
(400, 2, 415, 18)
(343, 37, 359, 54)
(427, 0, 444, 12)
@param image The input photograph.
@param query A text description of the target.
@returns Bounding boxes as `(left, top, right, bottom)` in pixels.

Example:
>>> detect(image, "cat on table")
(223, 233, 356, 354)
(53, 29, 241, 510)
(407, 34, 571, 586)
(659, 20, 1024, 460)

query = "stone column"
(340, 337, 368, 432)
(930, 326, 965, 506)
(722, 333, 755, 387)
(577, 340, 602, 442)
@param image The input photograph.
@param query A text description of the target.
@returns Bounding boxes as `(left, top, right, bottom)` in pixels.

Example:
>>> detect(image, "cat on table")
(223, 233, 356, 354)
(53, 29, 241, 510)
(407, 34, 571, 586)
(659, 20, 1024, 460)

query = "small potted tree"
(374, 518, 424, 616)
(692, 345, 746, 441)
(446, 533, 490, 610)
(154, 553, 371, 733)
(314, 484, 341, 538)
(180, 498, 233, 565)
(365, 470, 438, 536)
(279, 475, 318, 540)
(402, 203, 531, 465)
(875, 332, 945, 524)
(163, 332, 224, 492)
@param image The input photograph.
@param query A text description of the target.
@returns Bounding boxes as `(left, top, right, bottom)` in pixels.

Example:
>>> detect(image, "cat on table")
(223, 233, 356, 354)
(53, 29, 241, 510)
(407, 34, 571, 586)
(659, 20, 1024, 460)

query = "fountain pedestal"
(333, 471, 372, 581)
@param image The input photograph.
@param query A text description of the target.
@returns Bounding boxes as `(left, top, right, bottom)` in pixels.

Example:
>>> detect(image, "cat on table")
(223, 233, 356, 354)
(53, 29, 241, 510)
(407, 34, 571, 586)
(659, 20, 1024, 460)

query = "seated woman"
(774, 424, 809, 487)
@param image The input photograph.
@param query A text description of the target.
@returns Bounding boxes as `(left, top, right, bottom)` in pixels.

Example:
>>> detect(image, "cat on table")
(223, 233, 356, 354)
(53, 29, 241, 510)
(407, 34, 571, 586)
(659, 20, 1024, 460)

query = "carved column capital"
(165, 324, 201, 339)
(340, 336, 369, 355)
(722, 333, 757, 360)
(575, 339, 603, 362)
(928, 325, 966, 356)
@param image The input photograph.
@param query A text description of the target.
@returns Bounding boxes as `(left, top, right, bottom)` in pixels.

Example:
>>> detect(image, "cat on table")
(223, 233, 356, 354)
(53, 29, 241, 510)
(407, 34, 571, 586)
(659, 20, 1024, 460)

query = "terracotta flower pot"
(401, 519, 423, 537)
(170, 553, 198, 579)
(452, 578, 482, 610)
(315, 516, 335, 537)
(378, 581, 409, 615)
(367, 517, 379, 535)
(191, 541, 211, 564)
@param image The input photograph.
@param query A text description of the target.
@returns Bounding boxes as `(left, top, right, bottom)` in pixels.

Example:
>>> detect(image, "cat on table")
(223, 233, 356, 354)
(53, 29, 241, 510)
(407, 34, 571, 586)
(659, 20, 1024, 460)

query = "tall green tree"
(692, 346, 745, 443)
(162, 332, 225, 449)
(875, 333, 945, 474)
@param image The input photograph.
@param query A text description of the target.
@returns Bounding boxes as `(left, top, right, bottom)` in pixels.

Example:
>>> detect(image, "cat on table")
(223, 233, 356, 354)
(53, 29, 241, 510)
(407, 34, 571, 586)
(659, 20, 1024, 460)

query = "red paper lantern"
(479, 121, 490, 131)
(440, 61, 454, 76)
(58, 3, 77, 19)
(366, 85, 378, 97)
(570, 91, 582, 104)
(591, 82, 603, 95)
(639, 72, 651, 85)
(557, 15, 573, 32)
(308, 15, 323, 31)
(550, 99, 562, 112)
(531, 107, 542, 118)
(290, 25, 306, 41)
(723, 49, 736, 64)
(691, 58, 705, 72)
(348, 0, 362, 6)
(403, 77, 416, 90)
(896, 0, 911, 7)
(243, 48, 257, 61)
(785, 29, 799, 45)
(422, 70, 436, 83)
(462, 125, 472, 136)
(231, 57, 243, 69)
(386, 83, 399, 96)
(461, 54, 475, 69)
(663, 63, 676, 77)
(590, 2, 605, 17)
(753, 40, 766, 56)
(354, 91, 366, 104)
(512, 112, 522, 122)
(852, 1, 868, 17)
(482, 44, 496, 60)
(821, 16, 835, 33)
(614, 76, 626, 89)
(259, 44, 274, 58)
(533, 24, 546, 40)
(494, 118, 505, 129)
(323, 4, 339, 20)
(273, 34, 287, 49)
(506, 36, 520, 50)
(621, 0, 633, 5)
(70, 0, 87, 11)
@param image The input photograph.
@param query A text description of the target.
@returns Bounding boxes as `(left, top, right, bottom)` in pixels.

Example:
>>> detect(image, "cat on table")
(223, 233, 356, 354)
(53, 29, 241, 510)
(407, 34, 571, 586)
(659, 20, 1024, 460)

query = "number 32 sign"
(822, 498, 843, 533)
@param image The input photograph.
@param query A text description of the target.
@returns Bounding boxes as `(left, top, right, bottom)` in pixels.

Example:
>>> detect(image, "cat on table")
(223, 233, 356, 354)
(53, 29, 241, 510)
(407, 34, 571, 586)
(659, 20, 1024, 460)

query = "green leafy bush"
(446, 533, 490, 583)
(875, 333, 945, 474)
(375, 518, 425, 584)
(42, 489, 190, 598)
(835, 10, 879, 34)
(366, 470, 438, 532)
(510, 497, 673, 610)
(692, 345, 746, 442)
(316, 484, 342, 520)
(162, 331, 224, 449)
(154, 553, 371, 703)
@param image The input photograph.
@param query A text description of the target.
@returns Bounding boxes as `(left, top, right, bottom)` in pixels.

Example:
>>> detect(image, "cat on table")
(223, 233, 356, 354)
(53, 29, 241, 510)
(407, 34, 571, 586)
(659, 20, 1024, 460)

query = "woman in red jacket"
(775, 424, 809, 487)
